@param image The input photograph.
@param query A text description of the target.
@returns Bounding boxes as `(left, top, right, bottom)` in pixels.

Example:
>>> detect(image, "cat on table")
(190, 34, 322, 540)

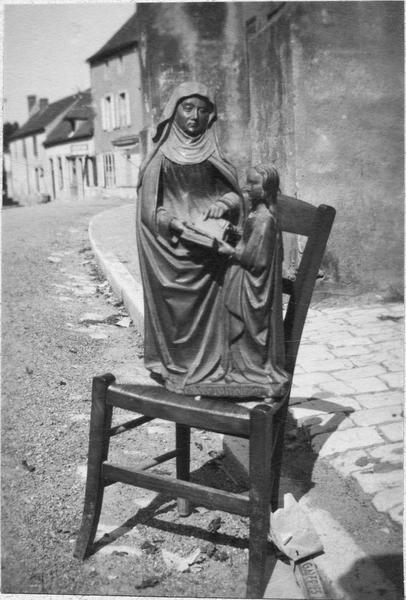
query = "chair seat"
(107, 383, 283, 438)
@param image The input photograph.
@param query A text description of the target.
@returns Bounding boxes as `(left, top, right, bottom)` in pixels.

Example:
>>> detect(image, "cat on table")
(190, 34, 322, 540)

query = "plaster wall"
(136, 1, 403, 293)
(136, 2, 251, 177)
(295, 2, 403, 291)
(246, 1, 403, 292)
(9, 132, 48, 205)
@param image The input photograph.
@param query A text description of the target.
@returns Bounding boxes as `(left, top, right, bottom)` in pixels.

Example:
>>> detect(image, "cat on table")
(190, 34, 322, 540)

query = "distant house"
(9, 93, 79, 205)
(3, 150, 12, 205)
(87, 11, 146, 197)
(43, 90, 97, 202)
(3, 121, 19, 204)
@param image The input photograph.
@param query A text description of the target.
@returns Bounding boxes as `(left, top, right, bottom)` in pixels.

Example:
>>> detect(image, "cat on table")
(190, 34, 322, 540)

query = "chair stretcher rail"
(102, 462, 250, 516)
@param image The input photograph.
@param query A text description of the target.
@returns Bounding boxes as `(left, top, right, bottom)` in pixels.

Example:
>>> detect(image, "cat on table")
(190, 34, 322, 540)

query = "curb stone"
(88, 207, 144, 334)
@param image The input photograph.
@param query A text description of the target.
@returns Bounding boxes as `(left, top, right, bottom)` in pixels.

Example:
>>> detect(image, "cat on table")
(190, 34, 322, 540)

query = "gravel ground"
(1, 199, 252, 597)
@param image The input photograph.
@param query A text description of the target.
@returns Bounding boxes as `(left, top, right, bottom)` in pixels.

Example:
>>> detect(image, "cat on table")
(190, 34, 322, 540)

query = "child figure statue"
(217, 165, 290, 399)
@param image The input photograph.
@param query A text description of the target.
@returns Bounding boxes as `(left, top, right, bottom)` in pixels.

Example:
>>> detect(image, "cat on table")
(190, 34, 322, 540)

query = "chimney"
(39, 98, 49, 112)
(27, 95, 37, 116)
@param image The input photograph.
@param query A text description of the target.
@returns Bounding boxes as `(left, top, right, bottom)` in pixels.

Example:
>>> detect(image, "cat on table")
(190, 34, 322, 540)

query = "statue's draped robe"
(136, 81, 289, 397)
(224, 204, 289, 397)
(137, 150, 243, 395)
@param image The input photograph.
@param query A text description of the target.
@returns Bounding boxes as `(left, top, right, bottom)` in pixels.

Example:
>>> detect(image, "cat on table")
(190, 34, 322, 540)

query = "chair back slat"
(277, 193, 318, 236)
(278, 196, 336, 375)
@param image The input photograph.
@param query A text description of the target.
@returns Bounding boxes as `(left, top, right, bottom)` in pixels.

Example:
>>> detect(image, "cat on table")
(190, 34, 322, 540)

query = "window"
(116, 91, 131, 128)
(101, 94, 115, 131)
(84, 156, 97, 188)
(103, 153, 116, 187)
(35, 167, 40, 192)
(58, 157, 63, 189)
(84, 158, 89, 187)
(22, 139, 27, 159)
(33, 135, 38, 156)
(49, 158, 56, 199)
(68, 158, 77, 186)
(89, 156, 98, 187)
(68, 119, 77, 136)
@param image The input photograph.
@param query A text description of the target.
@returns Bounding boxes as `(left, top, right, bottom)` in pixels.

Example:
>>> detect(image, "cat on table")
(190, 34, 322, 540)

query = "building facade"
(87, 13, 146, 198)
(9, 94, 79, 205)
(9, 91, 98, 205)
(44, 91, 97, 202)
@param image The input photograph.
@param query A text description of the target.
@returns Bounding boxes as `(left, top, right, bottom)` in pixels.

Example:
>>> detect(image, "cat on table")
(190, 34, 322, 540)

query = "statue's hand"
(170, 217, 184, 234)
(217, 240, 235, 256)
(204, 200, 227, 220)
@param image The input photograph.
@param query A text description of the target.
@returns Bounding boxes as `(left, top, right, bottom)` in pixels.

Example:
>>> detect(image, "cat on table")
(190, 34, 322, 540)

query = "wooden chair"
(74, 195, 335, 598)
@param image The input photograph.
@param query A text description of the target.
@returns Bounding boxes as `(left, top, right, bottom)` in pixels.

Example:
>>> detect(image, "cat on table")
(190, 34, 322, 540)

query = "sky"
(3, 1, 136, 125)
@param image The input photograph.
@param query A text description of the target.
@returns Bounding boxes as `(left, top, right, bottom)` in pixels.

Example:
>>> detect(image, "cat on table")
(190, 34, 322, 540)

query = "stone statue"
(217, 165, 289, 398)
(136, 82, 289, 399)
(136, 82, 244, 395)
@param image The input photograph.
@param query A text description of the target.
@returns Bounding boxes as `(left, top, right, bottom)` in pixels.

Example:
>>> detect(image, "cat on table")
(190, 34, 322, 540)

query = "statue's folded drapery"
(137, 151, 242, 394)
(136, 82, 244, 395)
(224, 204, 289, 397)
(136, 81, 289, 398)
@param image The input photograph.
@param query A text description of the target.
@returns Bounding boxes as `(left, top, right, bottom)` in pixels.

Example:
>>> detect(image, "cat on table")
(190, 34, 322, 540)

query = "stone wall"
(294, 2, 403, 292)
(136, 2, 251, 173)
(137, 1, 403, 294)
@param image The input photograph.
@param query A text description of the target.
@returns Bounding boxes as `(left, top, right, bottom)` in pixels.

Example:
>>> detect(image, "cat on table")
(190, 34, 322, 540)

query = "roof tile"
(87, 12, 138, 64)
(44, 91, 94, 147)
(10, 93, 80, 140)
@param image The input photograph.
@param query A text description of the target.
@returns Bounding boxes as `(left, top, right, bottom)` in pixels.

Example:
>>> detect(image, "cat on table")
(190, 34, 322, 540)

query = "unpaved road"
(1, 199, 249, 596)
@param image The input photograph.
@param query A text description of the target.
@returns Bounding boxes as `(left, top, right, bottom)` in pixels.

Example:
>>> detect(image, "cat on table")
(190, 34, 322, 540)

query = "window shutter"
(125, 92, 131, 126)
(115, 93, 121, 128)
(100, 98, 106, 131)
(110, 95, 116, 130)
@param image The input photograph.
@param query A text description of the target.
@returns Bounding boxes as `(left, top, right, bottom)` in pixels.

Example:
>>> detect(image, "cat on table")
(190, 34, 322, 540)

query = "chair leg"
(74, 373, 115, 559)
(176, 423, 191, 517)
(270, 399, 289, 511)
(246, 404, 273, 599)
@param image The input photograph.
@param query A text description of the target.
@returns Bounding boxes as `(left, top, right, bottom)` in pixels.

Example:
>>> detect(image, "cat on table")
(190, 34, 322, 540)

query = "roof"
(10, 93, 79, 141)
(44, 91, 94, 148)
(87, 12, 138, 64)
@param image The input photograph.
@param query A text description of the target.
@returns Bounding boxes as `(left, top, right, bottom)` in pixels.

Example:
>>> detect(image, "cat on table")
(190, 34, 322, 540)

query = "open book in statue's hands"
(179, 214, 240, 249)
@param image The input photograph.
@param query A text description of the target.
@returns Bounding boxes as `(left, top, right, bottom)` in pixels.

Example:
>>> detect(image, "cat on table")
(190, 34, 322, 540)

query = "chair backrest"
(277, 194, 336, 375)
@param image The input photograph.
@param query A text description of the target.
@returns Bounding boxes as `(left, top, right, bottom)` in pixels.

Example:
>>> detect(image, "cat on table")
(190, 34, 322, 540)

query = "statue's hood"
(152, 81, 217, 144)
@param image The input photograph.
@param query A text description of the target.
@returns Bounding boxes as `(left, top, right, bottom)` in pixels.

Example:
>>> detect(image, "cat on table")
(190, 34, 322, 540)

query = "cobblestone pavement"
(292, 303, 403, 527)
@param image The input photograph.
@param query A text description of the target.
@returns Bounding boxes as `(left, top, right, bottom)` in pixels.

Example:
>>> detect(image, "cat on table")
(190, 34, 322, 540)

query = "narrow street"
(1, 197, 147, 594)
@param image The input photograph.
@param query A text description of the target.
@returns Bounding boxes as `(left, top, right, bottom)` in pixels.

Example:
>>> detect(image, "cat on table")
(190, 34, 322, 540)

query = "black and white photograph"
(2, 1, 403, 598)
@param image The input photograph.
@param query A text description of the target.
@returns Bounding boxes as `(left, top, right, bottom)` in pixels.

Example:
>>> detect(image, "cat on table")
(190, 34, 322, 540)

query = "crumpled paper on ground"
(162, 548, 201, 572)
(269, 493, 324, 562)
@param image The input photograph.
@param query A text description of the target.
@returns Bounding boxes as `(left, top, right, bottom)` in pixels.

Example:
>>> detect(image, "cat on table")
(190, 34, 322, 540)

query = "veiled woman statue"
(136, 81, 289, 399)
(136, 82, 244, 395)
